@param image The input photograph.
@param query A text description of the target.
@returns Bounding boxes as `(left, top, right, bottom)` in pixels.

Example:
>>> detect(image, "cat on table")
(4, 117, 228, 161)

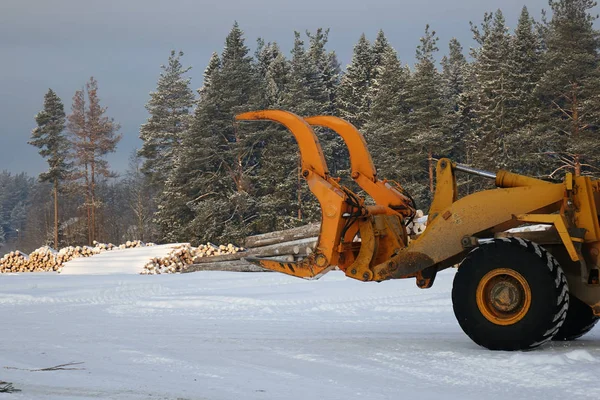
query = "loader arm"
(305, 116, 415, 219)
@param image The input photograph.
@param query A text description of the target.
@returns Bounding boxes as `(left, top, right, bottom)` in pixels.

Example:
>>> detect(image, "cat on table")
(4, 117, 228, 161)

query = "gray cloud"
(0, 0, 551, 176)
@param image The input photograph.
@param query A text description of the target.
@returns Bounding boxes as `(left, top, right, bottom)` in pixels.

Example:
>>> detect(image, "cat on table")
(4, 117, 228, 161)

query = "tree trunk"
(428, 150, 434, 193)
(297, 157, 303, 221)
(90, 160, 96, 244)
(572, 83, 581, 177)
(53, 178, 59, 249)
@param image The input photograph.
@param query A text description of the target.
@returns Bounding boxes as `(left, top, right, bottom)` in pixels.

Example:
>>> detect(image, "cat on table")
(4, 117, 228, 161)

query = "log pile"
(142, 243, 245, 274)
(194, 243, 244, 259)
(0, 251, 29, 273)
(1, 240, 158, 273)
(142, 244, 195, 274)
(116, 240, 154, 250)
(28, 246, 60, 272)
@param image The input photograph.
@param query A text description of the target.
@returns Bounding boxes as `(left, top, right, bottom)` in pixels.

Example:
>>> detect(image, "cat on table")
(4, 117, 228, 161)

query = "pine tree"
(537, 0, 600, 177)
(139, 50, 195, 187)
(29, 89, 71, 248)
(407, 25, 446, 201)
(67, 77, 121, 244)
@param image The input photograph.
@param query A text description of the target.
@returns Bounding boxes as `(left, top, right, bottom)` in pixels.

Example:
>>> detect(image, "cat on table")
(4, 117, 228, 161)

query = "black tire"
(452, 238, 569, 351)
(553, 294, 599, 341)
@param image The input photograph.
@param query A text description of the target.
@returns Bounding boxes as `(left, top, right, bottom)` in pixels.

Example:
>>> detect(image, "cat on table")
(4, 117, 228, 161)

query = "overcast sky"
(1, 0, 553, 176)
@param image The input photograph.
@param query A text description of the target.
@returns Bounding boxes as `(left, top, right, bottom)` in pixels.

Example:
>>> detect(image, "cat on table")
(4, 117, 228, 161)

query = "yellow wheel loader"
(236, 110, 600, 351)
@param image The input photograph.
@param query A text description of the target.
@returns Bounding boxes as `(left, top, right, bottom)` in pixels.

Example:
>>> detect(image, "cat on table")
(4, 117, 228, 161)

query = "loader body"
(236, 110, 600, 350)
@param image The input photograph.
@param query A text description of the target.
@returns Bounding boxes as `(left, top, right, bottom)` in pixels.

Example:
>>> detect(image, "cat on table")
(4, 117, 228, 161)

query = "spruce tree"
(284, 31, 328, 116)
(337, 34, 373, 129)
(163, 22, 264, 244)
(407, 25, 446, 201)
(469, 10, 514, 170)
(371, 30, 393, 84)
(155, 52, 221, 243)
(199, 52, 220, 97)
(281, 32, 329, 222)
(441, 38, 469, 162)
(139, 50, 195, 187)
(504, 6, 550, 175)
(365, 46, 411, 182)
(537, 0, 600, 177)
(29, 89, 71, 248)
(306, 28, 341, 114)
(264, 44, 290, 106)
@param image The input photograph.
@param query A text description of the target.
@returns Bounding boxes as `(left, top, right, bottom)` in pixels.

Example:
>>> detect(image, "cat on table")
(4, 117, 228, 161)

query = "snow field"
(0, 269, 598, 399)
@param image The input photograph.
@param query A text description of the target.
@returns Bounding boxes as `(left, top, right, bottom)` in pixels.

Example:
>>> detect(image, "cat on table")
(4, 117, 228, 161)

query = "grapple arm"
(305, 116, 415, 218)
(235, 110, 360, 278)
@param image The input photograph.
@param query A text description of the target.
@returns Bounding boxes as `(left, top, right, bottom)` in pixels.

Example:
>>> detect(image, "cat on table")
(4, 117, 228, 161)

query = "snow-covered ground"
(1, 268, 599, 400)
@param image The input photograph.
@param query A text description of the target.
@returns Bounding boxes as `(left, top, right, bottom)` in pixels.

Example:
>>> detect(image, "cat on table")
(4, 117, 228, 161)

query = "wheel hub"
(476, 268, 531, 326)
(489, 280, 521, 312)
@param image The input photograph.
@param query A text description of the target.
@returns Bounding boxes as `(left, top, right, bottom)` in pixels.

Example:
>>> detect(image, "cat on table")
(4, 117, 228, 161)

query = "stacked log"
(116, 240, 147, 250)
(0, 251, 29, 273)
(194, 243, 244, 259)
(142, 244, 195, 274)
(28, 247, 60, 272)
(93, 241, 117, 251)
(1, 239, 159, 273)
(56, 246, 96, 264)
(184, 226, 319, 273)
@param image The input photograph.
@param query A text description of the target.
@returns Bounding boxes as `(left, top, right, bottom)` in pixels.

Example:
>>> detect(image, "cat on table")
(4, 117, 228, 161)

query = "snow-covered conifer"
(30, 89, 71, 248)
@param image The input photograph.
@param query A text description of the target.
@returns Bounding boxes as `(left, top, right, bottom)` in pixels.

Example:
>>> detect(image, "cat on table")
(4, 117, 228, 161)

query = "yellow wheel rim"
(476, 268, 531, 326)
